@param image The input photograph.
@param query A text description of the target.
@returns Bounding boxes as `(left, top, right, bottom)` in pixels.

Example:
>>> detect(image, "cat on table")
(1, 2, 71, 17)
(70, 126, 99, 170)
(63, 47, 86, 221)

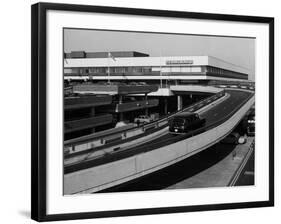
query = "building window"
(142, 67, 152, 73)
(133, 67, 143, 73)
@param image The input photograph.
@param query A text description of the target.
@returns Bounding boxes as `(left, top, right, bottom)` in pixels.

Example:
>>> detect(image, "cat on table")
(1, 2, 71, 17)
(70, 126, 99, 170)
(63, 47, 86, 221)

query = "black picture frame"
(31, 2, 274, 222)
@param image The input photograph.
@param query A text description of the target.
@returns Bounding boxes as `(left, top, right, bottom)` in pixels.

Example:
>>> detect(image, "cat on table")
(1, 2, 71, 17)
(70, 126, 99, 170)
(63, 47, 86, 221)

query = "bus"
(169, 112, 206, 134)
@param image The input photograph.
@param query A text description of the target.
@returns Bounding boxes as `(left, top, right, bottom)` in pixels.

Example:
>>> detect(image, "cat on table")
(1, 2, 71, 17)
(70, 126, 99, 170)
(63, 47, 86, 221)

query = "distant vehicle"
(230, 85, 238, 88)
(169, 112, 206, 134)
(129, 82, 138, 86)
(115, 121, 130, 128)
(246, 113, 255, 136)
(138, 82, 147, 85)
(221, 132, 240, 144)
(249, 86, 254, 90)
(134, 115, 153, 124)
(218, 85, 227, 88)
(124, 96, 136, 101)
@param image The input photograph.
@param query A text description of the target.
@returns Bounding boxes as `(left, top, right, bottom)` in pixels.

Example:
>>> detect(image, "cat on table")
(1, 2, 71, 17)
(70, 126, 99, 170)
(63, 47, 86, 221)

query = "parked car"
(115, 120, 130, 128)
(134, 115, 153, 124)
(221, 132, 240, 144)
(138, 82, 147, 85)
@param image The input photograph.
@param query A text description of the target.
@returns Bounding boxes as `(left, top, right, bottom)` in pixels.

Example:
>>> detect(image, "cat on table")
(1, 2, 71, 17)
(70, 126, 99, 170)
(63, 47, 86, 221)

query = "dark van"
(169, 112, 206, 134)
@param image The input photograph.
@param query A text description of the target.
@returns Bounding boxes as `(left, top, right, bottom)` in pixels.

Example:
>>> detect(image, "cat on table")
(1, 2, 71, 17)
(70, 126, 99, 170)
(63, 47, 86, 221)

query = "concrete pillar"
(119, 95, 123, 104)
(118, 95, 124, 121)
(177, 95, 183, 111)
(145, 94, 148, 116)
(164, 98, 168, 115)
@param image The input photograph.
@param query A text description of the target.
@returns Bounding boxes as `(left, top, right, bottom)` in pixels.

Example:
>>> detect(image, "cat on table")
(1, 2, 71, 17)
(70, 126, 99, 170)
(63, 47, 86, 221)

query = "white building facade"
(64, 52, 251, 84)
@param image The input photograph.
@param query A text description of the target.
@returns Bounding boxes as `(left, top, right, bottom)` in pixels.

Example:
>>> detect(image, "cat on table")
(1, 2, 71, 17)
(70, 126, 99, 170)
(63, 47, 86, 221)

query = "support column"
(145, 94, 148, 116)
(177, 95, 183, 111)
(164, 97, 168, 115)
(119, 95, 123, 104)
(118, 95, 123, 121)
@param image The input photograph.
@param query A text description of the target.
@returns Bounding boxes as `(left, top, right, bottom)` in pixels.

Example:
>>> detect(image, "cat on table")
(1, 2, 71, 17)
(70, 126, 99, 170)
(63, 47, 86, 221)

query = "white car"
(134, 115, 153, 124)
(115, 121, 129, 128)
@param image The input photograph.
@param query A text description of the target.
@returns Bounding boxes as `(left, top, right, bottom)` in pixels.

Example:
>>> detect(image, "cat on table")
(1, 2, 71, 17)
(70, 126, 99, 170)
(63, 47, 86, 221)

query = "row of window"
(65, 67, 153, 74)
(205, 66, 247, 79)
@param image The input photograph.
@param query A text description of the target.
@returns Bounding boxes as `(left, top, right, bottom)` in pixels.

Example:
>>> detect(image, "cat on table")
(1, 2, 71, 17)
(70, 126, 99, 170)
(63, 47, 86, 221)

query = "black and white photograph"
(29, 2, 274, 222)
(63, 28, 256, 195)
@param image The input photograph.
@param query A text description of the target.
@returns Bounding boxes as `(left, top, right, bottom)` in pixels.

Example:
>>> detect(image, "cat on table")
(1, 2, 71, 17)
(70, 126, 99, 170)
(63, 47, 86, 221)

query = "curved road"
(65, 89, 253, 174)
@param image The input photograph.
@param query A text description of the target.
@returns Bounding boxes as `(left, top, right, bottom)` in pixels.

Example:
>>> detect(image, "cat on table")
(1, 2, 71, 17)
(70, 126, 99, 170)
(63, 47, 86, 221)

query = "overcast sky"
(64, 29, 255, 80)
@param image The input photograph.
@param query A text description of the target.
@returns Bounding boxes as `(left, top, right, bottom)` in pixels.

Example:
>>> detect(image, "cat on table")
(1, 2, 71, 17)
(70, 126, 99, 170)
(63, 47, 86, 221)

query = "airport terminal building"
(64, 51, 250, 84)
(63, 51, 253, 139)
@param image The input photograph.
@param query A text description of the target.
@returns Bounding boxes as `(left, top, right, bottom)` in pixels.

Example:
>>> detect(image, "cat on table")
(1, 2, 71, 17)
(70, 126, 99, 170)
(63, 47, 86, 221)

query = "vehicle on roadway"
(169, 112, 206, 134)
(134, 115, 153, 124)
(246, 112, 255, 136)
(239, 85, 247, 89)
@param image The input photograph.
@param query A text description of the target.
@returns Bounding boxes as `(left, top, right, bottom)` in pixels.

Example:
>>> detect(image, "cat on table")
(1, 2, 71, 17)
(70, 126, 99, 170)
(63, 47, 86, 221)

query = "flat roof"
(65, 51, 149, 59)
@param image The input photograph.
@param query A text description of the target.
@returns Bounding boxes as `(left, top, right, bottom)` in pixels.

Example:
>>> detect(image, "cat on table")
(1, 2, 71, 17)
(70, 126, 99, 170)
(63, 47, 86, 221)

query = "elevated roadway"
(64, 89, 254, 194)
